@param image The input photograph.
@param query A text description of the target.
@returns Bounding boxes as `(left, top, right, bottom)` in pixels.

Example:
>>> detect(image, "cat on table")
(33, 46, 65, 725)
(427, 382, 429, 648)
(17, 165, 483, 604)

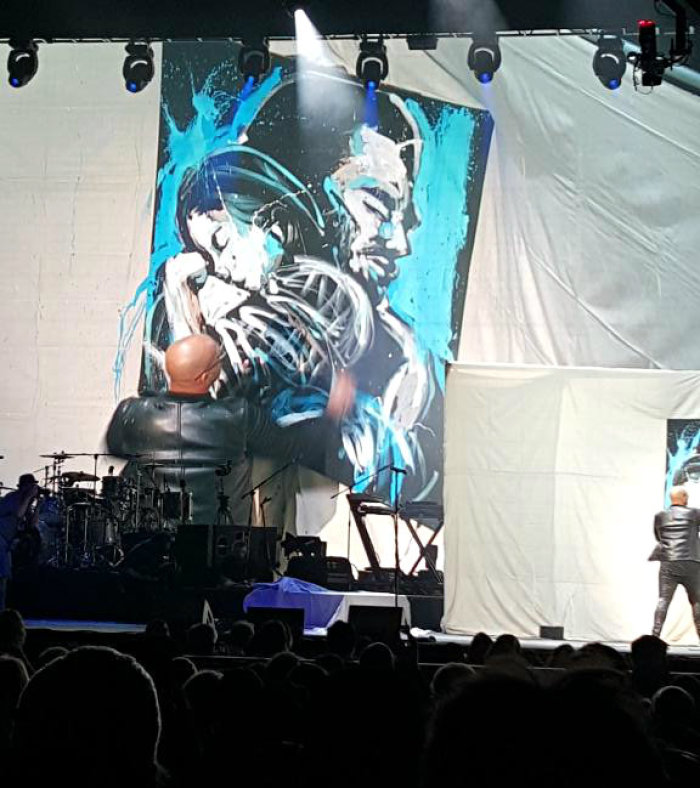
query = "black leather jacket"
(649, 505, 700, 562)
(106, 393, 329, 524)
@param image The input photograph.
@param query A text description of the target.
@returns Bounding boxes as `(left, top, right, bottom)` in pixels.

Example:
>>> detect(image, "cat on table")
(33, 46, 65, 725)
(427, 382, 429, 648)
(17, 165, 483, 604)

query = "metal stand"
(240, 458, 295, 580)
(389, 465, 406, 609)
(214, 470, 235, 526)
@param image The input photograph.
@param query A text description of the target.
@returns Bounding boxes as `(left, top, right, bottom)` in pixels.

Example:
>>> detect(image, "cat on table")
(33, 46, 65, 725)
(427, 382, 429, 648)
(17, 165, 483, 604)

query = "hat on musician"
(18, 474, 38, 489)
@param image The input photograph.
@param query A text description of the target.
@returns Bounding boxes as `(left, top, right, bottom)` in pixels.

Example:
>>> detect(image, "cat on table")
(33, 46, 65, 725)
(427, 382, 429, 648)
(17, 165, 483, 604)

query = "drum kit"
(32, 451, 193, 569)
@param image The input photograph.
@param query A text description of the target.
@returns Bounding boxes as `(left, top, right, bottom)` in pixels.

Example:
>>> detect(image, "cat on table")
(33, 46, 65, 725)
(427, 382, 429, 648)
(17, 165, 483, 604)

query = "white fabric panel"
(306, 36, 700, 370)
(444, 363, 700, 645)
(0, 43, 161, 485)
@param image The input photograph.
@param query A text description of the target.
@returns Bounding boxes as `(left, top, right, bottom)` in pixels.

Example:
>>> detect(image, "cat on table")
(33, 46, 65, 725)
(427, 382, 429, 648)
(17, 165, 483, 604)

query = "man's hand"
(325, 369, 356, 423)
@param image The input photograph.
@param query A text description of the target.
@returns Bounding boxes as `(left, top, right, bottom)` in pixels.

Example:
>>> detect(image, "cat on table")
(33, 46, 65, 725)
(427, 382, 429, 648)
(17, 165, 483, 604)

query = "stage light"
(593, 36, 626, 90)
(635, 18, 665, 87)
(293, 7, 332, 66)
(123, 42, 154, 93)
(356, 38, 388, 89)
(364, 77, 379, 128)
(238, 40, 270, 84)
(7, 41, 38, 88)
(468, 36, 501, 84)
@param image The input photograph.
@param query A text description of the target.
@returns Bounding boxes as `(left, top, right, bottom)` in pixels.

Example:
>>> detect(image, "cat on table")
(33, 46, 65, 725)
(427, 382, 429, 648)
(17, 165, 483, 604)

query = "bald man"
(106, 334, 345, 538)
(649, 485, 700, 639)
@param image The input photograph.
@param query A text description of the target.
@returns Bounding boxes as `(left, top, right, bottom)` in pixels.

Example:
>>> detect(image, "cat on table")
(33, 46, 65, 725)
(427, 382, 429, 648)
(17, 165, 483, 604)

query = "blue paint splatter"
(665, 425, 700, 506)
(386, 101, 475, 390)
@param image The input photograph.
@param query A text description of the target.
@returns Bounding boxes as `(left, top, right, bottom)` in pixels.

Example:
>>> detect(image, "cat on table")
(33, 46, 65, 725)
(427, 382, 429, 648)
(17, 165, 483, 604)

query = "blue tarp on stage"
(243, 577, 344, 629)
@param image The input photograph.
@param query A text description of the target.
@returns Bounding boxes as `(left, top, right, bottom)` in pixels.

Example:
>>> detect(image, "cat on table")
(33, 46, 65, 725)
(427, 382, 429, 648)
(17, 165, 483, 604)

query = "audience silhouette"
(3, 606, 700, 788)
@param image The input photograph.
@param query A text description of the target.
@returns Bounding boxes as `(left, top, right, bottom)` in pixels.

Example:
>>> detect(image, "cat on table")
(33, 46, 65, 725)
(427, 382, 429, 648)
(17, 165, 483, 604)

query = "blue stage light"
(364, 78, 379, 128)
(593, 36, 626, 90)
(122, 42, 154, 93)
(356, 38, 388, 89)
(7, 41, 39, 88)
(239, 41, 270, 85)
(468, 37, 501, 84)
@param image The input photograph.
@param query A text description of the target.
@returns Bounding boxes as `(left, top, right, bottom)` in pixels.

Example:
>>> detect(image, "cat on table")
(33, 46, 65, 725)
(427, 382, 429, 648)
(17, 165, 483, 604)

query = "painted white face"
(332, 127, 415, 290)
(186, 208, 285, 292)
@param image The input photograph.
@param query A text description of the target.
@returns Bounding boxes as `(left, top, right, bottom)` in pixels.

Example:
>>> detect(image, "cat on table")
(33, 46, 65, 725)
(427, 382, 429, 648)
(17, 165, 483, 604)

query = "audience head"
(169, 656, 197, 690)
(35, 646, 68, 670)
(0, 655, 29, 712)
(652, 684, 695, 725)
(631, 634, 668, 669)
(574, 642, 628, 673)
(327, 620, 356, 659)
(359, 642, 395, 671)
(288, 661, 328, 694)
(467, 632, 493, 665)
(430, 662, 476, 700)
(248, 619, 291, 657)
(12, 646, 161, 788)
(226, 620, 254, 653)
(265, 651, 300, 684)
(546, 643, 575, 669)
(0, 609, 26, 650)
(144, 619, 170, 638)
(185, 622, 218, 656)
(487, 634, 521, 660)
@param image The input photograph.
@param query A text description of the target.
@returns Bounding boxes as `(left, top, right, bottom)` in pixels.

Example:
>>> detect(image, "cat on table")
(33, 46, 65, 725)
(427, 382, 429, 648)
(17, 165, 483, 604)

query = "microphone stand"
(240, 458, 297, 580)
(329, 464, 393, 501)
(389, 466, 407, 610)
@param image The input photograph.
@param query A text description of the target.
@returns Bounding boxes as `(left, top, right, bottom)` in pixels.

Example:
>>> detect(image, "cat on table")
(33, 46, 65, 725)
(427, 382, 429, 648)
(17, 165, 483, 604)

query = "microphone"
(390, 466, 407, 475)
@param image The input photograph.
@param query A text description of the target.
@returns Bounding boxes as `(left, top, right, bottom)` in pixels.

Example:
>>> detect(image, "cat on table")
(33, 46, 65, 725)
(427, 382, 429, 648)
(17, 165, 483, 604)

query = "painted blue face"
(330, 126, 417, 291)
(187, 208, 284, 291)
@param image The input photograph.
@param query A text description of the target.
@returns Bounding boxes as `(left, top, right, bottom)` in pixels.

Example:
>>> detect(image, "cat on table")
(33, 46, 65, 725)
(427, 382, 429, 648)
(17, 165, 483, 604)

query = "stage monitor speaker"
(174, 524, 212, 582)
(348, 605, 402, 645)
(539, 625, 564, 640)
(174, 524, 277, 581)
(286, 555, 328, 587)
(246, 605, 305, 644)
(325, 556, 354, 591)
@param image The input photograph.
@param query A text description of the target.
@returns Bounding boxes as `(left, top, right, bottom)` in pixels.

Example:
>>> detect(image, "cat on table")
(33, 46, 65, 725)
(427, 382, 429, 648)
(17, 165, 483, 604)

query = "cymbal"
(140, 458, 238, 469)
(61, 471, 99, 483)
(40, 452, 74, 460)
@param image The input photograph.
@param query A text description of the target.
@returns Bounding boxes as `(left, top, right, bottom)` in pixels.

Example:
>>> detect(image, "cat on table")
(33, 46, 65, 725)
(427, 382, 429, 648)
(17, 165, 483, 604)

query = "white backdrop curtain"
(444, 362, 700, 645)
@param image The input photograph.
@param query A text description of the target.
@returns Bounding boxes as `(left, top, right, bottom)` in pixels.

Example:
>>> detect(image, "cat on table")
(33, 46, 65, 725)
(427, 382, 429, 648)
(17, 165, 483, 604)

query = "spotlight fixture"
(123, 42, 154, 93)
(356, 37, 388, 89)
(238, 40, 270, 84)
(592, 36, 626, 90)
(468, 36, 501, 84)
(635, 19, 665, 87)
(7, 40, 38, 88)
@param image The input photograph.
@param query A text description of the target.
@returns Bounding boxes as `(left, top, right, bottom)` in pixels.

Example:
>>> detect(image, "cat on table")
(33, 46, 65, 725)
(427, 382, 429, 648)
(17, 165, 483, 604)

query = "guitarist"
(0, 474, 40, 610)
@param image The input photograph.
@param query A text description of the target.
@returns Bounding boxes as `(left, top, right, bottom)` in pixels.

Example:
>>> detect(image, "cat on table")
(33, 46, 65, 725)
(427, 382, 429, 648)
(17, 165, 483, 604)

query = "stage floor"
(24, 618, 700, 659)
